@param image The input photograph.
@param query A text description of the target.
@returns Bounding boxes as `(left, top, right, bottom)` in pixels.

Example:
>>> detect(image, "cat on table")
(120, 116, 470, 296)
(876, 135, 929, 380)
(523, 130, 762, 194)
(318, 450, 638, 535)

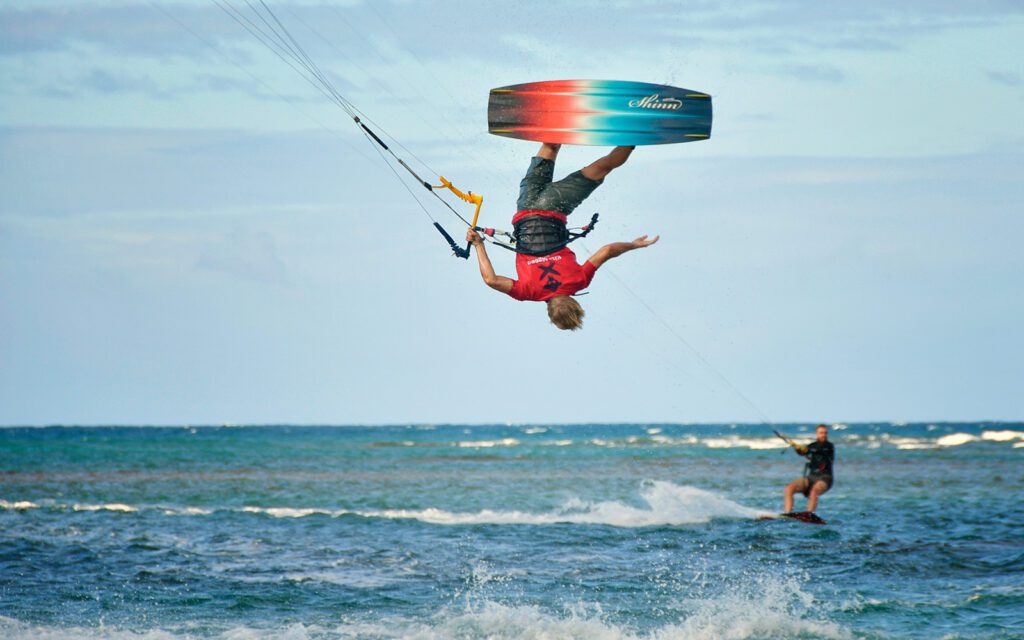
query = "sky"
(1, 0, 1022, 426)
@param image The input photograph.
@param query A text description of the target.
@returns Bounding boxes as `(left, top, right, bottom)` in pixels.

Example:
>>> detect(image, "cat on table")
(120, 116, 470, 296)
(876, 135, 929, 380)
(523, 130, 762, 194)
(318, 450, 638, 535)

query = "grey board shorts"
(517, 157, 602, 215)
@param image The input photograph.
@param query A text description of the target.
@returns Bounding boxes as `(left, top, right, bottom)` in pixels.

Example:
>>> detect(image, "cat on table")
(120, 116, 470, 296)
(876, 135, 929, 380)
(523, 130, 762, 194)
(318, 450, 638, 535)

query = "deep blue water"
(1, 423, 1022, 639)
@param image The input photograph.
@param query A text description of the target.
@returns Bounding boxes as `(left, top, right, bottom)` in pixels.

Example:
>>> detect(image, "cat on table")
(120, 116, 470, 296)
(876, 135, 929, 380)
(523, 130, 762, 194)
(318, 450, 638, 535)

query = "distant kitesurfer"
(782, 424, 835, 514)
(466, 143, 658, 330)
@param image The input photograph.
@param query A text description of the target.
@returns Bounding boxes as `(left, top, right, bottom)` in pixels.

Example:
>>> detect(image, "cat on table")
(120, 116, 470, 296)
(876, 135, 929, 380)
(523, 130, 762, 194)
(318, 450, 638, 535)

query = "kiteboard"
(758, 511, 828, 525)
(488, 80, 712, 146)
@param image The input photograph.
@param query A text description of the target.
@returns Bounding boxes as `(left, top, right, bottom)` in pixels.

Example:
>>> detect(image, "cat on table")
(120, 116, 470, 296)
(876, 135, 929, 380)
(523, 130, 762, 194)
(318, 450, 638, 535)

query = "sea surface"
(1, 423, 1022, 639)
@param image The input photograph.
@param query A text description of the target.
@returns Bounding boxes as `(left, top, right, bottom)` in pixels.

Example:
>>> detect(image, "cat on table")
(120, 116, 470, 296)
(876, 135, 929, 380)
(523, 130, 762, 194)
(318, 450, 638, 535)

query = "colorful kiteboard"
(488, 79, 712, 146)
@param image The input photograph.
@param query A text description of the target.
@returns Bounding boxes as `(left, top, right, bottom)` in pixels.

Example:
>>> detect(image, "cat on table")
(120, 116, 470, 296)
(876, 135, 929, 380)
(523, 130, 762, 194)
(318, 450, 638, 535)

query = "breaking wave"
(1, 482, 769, 528)
(345, 481, 768, 527)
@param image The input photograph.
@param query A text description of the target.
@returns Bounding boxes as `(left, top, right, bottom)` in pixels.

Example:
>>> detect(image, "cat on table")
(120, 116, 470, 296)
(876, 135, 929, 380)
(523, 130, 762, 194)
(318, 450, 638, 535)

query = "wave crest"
(353, 481, 768, 527)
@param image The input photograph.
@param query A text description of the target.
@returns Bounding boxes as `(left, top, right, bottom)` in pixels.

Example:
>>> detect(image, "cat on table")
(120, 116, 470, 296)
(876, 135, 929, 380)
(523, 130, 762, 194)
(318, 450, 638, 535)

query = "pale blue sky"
(1, 1, 1022, 425)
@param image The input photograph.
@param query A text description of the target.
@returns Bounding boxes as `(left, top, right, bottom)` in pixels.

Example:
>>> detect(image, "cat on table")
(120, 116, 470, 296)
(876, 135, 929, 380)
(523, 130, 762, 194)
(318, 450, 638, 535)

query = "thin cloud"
(773, 63, 846, 83)
(195, 227, 289, 285)
(987, 70, 1022, 86)
(79, 68, 169, 98)
(0, 4, 394, 62)
(4, 1, 1017, 61)
(0, 5, 211, 58)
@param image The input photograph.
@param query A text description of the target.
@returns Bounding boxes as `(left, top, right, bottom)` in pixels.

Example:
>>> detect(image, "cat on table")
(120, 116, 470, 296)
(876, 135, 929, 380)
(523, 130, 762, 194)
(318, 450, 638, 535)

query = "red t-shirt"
(506, 210, 598, 302)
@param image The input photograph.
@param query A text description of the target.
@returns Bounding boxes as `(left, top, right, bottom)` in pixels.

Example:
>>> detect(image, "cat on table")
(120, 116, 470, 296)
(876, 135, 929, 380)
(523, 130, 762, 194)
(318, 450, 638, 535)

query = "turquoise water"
(1, 423, 1022, 639)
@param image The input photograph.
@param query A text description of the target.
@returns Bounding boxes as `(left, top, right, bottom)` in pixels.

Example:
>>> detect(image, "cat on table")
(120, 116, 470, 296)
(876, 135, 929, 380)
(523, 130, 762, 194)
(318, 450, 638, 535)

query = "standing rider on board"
(783, 424, 835, 514)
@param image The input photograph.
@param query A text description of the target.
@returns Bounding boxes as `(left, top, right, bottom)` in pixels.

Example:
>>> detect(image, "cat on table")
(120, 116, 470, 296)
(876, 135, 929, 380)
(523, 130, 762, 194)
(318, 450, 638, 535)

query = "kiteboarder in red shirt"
(466, 143, 658, 330)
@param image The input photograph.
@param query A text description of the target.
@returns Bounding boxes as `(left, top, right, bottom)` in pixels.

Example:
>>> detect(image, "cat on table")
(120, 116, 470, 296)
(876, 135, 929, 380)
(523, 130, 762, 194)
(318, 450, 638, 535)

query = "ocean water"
(1, 423, 1022, 639)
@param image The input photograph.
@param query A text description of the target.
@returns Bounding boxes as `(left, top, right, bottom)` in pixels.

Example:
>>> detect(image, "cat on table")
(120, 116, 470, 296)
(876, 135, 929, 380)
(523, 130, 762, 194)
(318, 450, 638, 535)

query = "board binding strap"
(488, 79, 712, 146)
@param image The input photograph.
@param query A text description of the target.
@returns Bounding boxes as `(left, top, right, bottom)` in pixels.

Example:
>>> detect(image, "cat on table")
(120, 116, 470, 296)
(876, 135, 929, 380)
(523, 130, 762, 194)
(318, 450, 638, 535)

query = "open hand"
(631, 235, 660, 249)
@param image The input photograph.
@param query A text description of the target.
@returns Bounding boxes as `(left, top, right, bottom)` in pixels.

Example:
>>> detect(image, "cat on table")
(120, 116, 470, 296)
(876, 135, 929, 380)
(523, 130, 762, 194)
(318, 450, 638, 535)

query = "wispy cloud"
(0, 5, 209, 58)
(987, 70, 1022, 86)
(773, 63, 846, 83)
(4, 1, 1019, 61)
(53, 68, 169, 99)
(196, 227, 289, 285)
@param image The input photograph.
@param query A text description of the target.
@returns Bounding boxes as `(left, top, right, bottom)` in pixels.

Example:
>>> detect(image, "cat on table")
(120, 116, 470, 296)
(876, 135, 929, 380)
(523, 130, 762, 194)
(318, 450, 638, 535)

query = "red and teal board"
(488, 79, 712, 146)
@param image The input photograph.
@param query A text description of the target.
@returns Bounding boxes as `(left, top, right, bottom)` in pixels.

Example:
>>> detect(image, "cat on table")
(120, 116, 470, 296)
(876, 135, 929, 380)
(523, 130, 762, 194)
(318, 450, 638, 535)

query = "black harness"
(804, 441, 835, 478)
(477, 212, 599, 256)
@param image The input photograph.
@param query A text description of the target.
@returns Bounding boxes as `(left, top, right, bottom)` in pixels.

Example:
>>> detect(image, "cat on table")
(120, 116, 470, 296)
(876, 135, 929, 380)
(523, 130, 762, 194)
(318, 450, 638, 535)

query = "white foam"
(651, 435, 699, 445)
(397, 602, 627, 639)
(0, 615, 180, 639)
(358, 506, 542, 525)
(936, 433, 977, 447)
(663, 574, 852, 640)
(0, 572, 853, 638)
(456, 438, 520, 448)
(646, 427, 663, 435)
(321, 575, 850, 639)
(0, 500, 38, 510)
(241, 506, 332, 518)
(284, 570, 397, 589)
(72, 503, 137, 513)
(885, 436, 938, 450)
(163, 506, 213, 516)
(883, 431, 1023, 449)
(133, 482, 772, 528)
(702, 436, 788, 450)
(350, 481, 769, 528)
(522, 427, 548, 434)
(982, 430, 1024, 442)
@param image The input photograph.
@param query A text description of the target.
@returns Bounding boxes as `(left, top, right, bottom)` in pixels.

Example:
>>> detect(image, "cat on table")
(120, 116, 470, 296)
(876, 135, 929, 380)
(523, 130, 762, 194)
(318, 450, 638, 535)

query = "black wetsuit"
(804, 440, 835, 489)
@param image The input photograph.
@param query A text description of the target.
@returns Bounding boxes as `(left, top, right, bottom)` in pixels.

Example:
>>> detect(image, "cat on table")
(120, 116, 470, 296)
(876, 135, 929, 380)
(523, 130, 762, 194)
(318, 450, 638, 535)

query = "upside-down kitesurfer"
(466, 143, 658, 330)
(782, 424, 835, 514)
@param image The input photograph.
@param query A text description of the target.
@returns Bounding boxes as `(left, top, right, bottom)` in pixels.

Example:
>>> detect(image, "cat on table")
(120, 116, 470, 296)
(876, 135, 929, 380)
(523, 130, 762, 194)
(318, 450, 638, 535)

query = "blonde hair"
(547, 296, 585, 331)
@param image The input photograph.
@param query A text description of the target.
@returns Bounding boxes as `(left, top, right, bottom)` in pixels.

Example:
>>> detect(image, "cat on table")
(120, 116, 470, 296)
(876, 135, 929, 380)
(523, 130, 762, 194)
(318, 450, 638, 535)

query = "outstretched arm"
(586, 235, 659, 269)
(467, 228, 514, 294)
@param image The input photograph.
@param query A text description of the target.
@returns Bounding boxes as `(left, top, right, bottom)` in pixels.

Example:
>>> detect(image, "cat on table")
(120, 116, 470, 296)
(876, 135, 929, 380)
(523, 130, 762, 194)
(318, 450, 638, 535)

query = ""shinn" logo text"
(628, 94, 683, 110)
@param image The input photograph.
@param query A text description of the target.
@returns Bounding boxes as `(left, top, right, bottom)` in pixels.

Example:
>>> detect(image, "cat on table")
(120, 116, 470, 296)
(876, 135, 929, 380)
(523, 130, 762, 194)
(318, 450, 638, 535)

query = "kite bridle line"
(354, 115, 482, 259)
(774, 429, 809, 455)
(209, 0, 485, 259)
(773, 429, 796, 447)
